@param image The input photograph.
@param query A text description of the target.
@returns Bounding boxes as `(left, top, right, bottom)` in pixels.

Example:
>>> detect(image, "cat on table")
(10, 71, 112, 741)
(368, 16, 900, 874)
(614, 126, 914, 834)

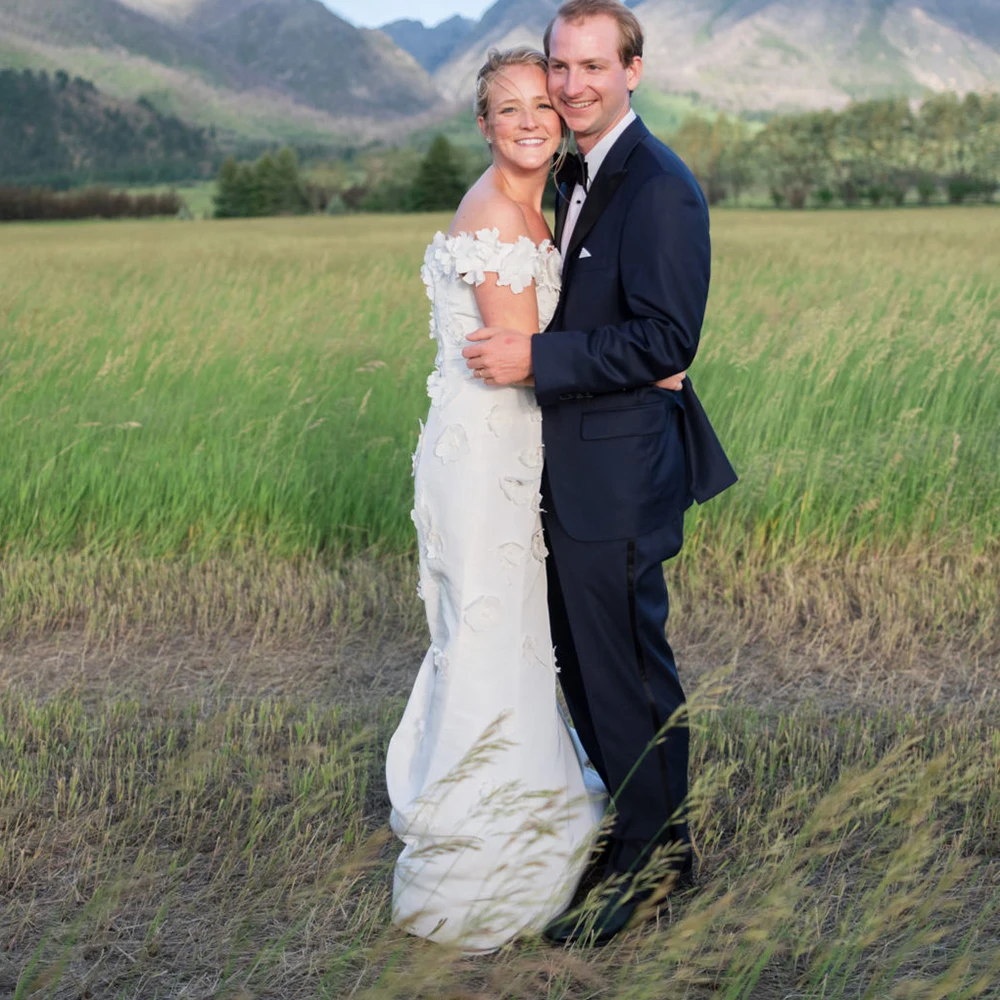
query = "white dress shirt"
(560, 108, 637, 263)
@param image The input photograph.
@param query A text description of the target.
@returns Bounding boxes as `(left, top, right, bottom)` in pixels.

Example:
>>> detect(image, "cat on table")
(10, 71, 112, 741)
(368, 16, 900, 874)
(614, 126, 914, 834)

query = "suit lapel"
(565, 169, 626, 263)
(554, 179, 572, 249)
(564, 117, 649, 268)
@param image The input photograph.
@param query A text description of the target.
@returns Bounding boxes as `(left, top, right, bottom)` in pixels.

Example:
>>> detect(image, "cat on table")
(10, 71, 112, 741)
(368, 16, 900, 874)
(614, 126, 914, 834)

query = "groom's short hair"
(543, 0, 644, 67)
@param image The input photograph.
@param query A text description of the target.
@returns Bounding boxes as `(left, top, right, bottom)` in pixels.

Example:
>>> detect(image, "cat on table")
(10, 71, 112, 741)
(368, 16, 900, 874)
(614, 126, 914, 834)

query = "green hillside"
(0, 0, 444, 150)
(0, 67, 214, 185)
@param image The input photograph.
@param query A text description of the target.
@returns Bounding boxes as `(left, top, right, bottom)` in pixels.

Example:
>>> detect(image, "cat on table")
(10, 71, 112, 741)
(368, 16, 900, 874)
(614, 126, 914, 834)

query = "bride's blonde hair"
(474, 47, 570, 174)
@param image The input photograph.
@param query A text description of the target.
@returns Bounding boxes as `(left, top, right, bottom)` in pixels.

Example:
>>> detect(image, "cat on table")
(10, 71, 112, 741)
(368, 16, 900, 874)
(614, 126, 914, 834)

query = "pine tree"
(252, 151, 281, 216)
(274, 146, 308, 214)
(410, 135, 466, 212)
(213, 156, 242, 218)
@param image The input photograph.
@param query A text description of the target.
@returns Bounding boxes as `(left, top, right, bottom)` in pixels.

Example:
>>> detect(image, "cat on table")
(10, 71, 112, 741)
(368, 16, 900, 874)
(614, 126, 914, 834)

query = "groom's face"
(547, 14, 642, 155)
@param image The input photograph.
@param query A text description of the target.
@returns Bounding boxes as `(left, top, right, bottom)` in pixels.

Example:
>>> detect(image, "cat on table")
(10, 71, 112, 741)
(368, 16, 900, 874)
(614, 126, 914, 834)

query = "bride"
(384, 47, 606, 952)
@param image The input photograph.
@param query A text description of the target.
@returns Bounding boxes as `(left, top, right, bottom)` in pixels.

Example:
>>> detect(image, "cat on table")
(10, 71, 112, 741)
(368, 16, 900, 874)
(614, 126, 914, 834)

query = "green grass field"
(1, 210, 999, 998)
(1, 210, 996, 649)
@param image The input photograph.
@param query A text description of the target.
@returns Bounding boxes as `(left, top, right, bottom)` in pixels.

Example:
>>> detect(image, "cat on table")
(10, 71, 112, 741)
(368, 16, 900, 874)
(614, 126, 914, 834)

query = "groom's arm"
(531, 173, 710, 407)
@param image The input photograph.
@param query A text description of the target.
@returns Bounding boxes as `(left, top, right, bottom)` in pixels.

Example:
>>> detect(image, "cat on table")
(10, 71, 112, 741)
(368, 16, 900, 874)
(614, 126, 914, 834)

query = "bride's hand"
(654, 370, 687, 392)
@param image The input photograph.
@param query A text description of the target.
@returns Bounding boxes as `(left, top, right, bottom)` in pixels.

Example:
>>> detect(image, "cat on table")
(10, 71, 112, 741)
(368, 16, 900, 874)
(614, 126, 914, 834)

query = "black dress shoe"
(543, 865, 696, 947)
(543, 875, 652, 947)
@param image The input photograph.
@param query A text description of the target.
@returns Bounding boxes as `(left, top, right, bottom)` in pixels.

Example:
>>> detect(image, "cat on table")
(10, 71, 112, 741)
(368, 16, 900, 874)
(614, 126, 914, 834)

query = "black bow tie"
(556, 153, 589, 193)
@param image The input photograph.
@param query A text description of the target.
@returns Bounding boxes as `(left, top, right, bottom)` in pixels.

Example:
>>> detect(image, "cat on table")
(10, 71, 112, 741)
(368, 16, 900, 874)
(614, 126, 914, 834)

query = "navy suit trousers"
(542, 473, 691, 876)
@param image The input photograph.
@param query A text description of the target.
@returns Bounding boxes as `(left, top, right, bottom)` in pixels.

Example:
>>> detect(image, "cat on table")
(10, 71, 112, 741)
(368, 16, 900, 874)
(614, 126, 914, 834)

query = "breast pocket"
(580, 403, 666, 440)
(573, 253, 608, 272)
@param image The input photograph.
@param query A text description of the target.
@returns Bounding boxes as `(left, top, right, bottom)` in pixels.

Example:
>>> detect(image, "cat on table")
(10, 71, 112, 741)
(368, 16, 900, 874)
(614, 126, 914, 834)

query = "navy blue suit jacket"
(532, 117, 737, 543)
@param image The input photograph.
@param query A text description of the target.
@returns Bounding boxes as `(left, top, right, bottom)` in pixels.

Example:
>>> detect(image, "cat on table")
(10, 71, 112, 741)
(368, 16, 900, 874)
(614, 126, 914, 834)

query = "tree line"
(671, 91, 999, 208)
(215, 91, 999, 218)
(212, 137, 469, 218)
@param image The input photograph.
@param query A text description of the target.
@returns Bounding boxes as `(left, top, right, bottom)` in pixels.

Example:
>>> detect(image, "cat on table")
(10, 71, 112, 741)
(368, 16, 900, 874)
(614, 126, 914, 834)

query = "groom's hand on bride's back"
(463, 327, 534, 386)
(656, 371, 688, 391)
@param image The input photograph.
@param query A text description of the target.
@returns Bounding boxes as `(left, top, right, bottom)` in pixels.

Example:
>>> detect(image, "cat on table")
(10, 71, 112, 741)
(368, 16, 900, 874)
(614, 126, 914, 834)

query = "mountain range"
(387, 0, 1000, 113)
(0, 0, 445, 146)
(0, 0, 998, 151)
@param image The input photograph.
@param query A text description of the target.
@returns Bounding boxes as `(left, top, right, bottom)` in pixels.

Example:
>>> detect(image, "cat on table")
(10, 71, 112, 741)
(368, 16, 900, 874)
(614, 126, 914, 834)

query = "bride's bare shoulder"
(448, 179, 532, 244)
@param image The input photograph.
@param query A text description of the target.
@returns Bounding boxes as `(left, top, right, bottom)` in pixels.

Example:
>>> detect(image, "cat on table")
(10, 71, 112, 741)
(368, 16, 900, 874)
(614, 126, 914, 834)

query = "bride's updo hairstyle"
(474, 46, 570, 170)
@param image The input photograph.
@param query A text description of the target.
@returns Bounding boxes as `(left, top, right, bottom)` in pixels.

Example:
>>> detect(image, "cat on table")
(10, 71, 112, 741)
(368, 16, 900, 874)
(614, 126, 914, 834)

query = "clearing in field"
(1, 209, 998, 998)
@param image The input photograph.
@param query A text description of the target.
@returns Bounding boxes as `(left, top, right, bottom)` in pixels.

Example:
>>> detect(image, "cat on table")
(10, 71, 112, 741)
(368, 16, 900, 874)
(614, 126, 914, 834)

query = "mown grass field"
(1, 209, 999, 998)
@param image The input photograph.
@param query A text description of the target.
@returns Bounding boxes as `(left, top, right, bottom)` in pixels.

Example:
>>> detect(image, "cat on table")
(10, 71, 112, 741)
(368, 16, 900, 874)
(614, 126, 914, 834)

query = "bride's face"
(479, 64, 563, 172)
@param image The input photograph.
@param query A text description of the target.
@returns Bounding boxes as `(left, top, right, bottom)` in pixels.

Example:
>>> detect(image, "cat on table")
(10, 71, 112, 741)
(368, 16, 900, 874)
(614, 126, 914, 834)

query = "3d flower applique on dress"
(519, 446, 543, 470)
(420, 266, 434, 302)
(432, 646, 449, 677)
(521, 636, 549, 671)
(538, 242, 562, 294)
(452, 231, 487, 286)
(487, 404, 513, 437)
(420, 253, 436, 302)
(495, 236, 538, 295)
(531, 529, 548, 562)
(500, 477, 537, 507)
(411, 419, 425, 477)
(435, 423, 470, 463)
(427, 232, 455, 278)
(463, 595, 503, 632)
(427, 368, 460, 408)
(495, 542, 526, 570)
(411, 501, 444, 563)
(442, 315, 469, 349)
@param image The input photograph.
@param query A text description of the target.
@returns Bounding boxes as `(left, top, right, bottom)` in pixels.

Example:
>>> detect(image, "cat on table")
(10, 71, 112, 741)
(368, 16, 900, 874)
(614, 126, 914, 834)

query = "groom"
(464, 0, 737, 944)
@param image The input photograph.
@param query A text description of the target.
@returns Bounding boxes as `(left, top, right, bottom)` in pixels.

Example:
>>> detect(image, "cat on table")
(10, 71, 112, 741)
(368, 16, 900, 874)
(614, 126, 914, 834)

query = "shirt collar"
(582, 108, 637, 186)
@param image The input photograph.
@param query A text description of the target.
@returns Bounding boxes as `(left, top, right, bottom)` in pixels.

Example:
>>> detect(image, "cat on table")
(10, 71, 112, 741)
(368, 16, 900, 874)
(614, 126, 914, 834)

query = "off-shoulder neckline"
(434, 228, 557, 256)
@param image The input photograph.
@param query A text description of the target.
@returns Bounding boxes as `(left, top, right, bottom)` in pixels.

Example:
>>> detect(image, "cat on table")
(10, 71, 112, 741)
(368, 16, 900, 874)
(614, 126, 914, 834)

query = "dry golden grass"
(3, 661, 1000, 999)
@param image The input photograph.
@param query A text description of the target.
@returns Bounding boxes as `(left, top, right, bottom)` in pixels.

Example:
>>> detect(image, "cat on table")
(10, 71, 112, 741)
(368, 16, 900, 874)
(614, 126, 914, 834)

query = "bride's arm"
(460, 198, 542, 387)
(473, 273, 540, 342)
(472, 275, 539, 388)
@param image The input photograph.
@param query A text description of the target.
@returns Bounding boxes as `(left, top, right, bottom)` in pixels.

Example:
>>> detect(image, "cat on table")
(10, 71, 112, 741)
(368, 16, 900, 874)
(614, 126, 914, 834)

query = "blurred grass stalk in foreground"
(3, 680, 1000, 997)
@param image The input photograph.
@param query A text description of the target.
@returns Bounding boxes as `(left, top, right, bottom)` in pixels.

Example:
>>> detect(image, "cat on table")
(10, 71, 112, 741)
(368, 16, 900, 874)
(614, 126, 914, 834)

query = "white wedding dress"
(386, 229, 606, 952)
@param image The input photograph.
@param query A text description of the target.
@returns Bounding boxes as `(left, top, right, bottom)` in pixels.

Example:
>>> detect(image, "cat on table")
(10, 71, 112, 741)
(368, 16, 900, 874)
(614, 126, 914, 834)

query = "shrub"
(866, 184, 886, 206)
(324, 194, 347, 215)
(787, 186, 808, 210)
(0, 186, 182, 222)
(339, 185, 367, 211)
(838, 180, 861, 206)
(943, 175, 995, 204)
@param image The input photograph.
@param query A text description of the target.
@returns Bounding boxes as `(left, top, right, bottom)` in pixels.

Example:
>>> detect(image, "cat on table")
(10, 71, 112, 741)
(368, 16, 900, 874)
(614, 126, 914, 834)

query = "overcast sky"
(325, 1, 495, 28)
